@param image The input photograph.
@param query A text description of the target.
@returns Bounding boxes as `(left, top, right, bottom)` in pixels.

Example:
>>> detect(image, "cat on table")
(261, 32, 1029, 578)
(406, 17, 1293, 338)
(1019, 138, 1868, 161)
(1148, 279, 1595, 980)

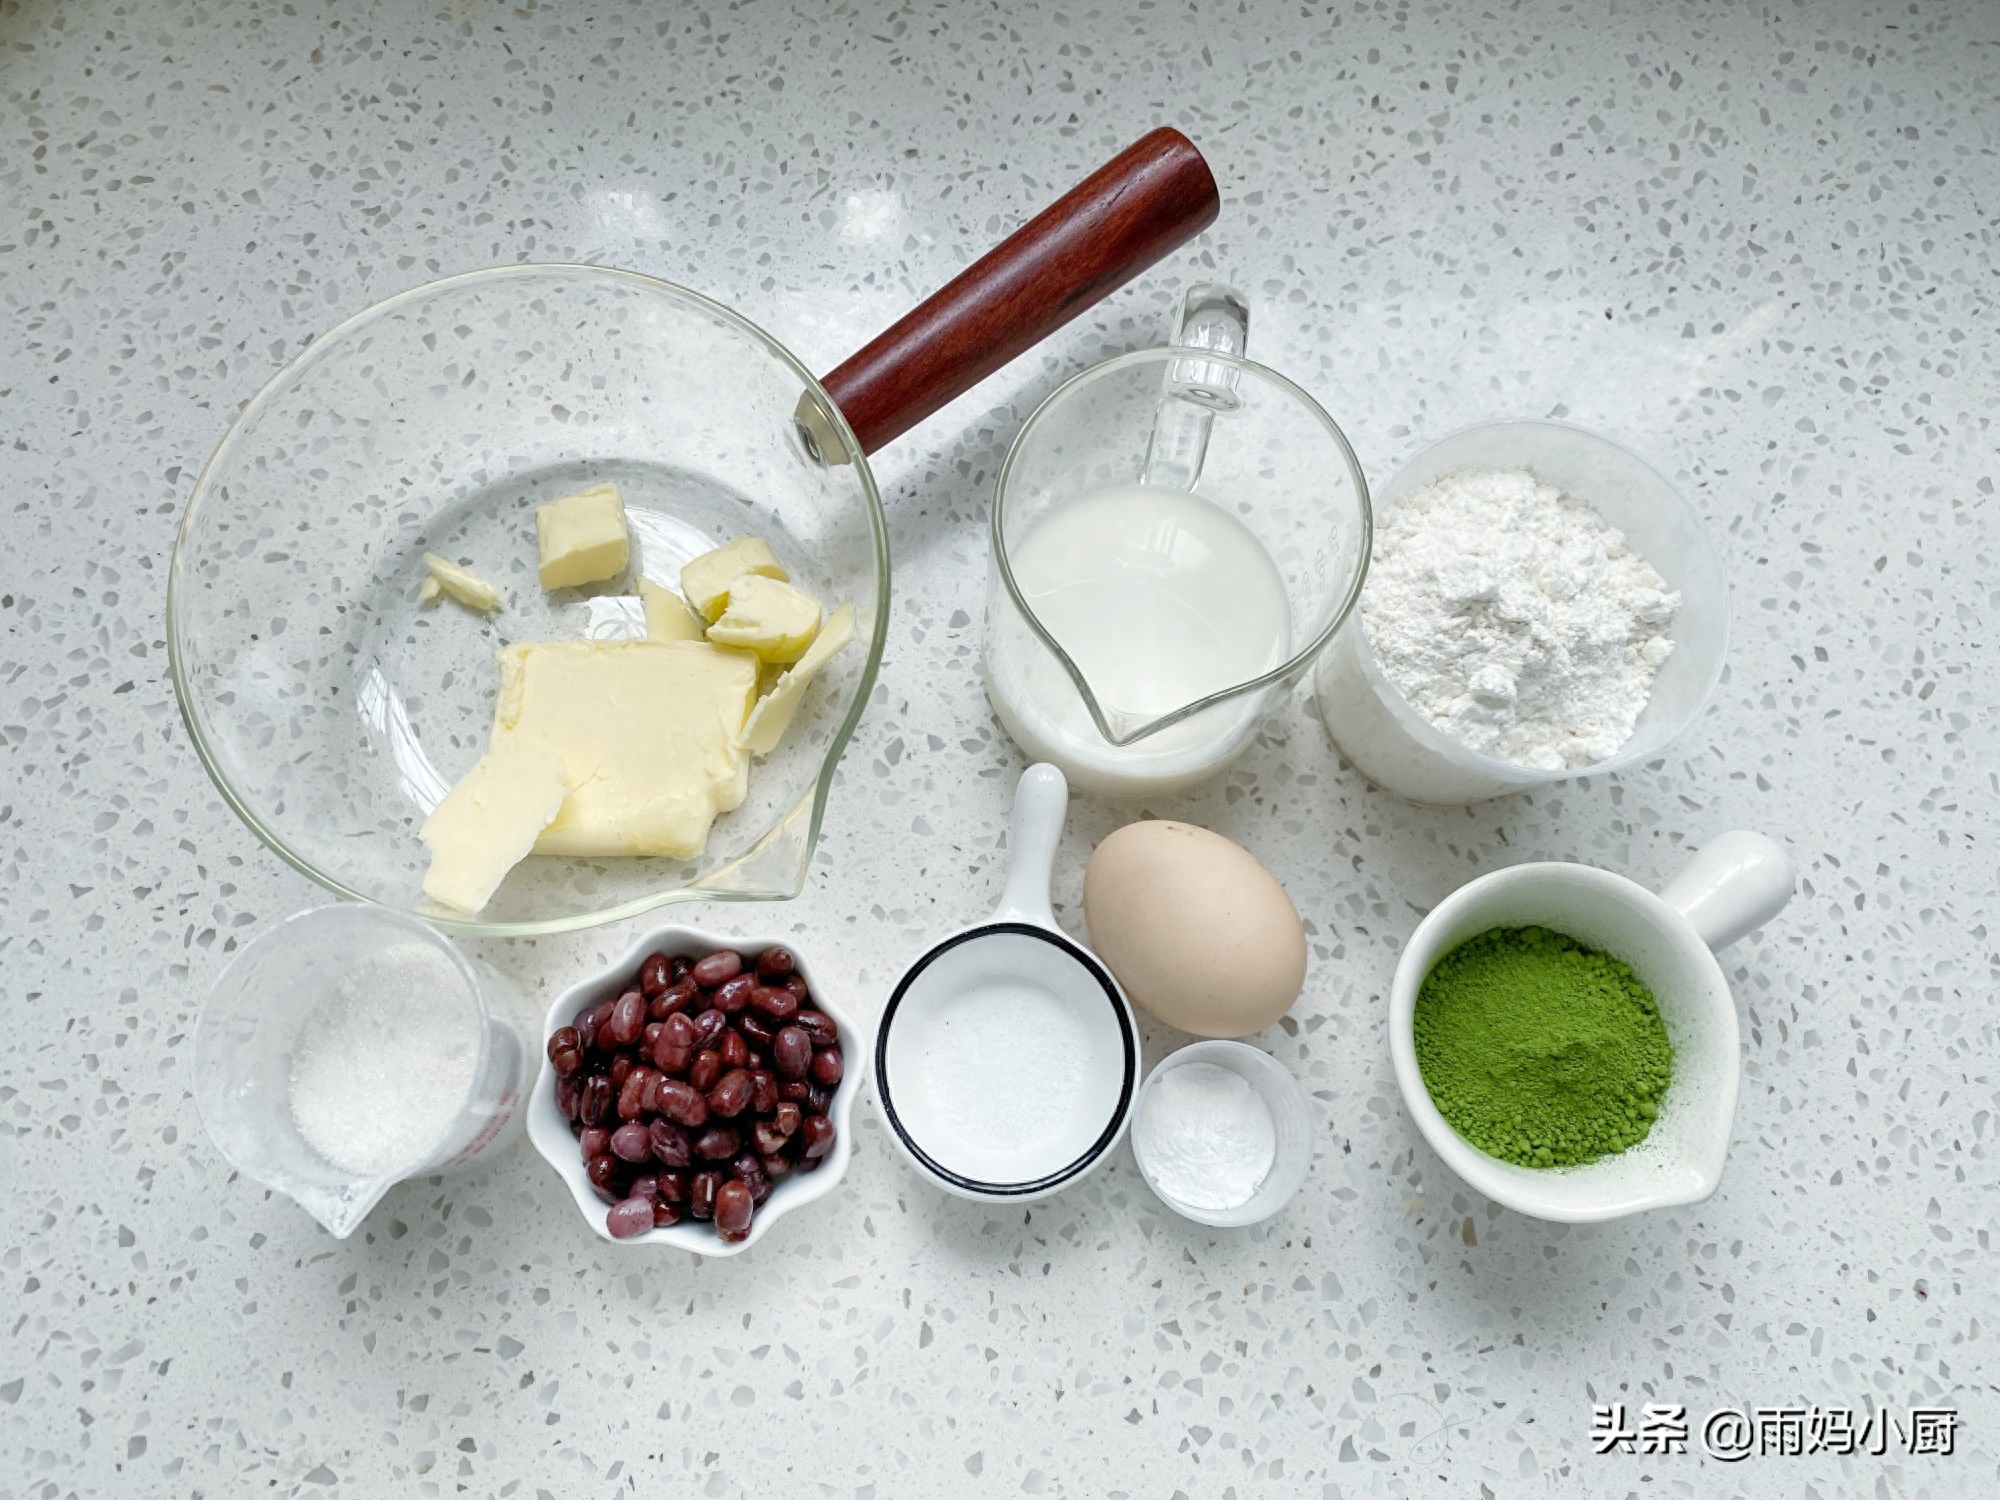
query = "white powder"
(1361, 467, 1680, 770)
(289, 942, 479, 1176)
(1134, 1062, 1276, 1212)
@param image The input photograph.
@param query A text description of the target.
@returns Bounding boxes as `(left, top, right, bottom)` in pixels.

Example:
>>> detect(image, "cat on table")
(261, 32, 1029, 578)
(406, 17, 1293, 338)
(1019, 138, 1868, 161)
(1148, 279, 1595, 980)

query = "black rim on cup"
(874, 922, 1137, 1197)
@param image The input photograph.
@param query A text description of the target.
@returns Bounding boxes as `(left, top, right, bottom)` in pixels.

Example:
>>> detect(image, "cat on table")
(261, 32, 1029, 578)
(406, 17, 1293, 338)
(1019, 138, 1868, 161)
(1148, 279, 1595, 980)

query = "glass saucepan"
(169, 131, 1219, 933)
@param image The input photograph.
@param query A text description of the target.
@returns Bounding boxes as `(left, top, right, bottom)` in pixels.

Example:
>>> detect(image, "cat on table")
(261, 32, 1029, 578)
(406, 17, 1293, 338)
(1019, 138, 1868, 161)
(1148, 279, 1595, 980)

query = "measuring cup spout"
(288, 1176, 404, 1240)
(993, 764, 1070, 927)
(1659, 832, 1795, 951)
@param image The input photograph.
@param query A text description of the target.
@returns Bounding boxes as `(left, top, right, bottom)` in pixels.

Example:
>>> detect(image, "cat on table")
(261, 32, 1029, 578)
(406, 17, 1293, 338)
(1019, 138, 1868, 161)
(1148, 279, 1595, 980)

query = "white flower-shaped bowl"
(529, 923, 864, 1257)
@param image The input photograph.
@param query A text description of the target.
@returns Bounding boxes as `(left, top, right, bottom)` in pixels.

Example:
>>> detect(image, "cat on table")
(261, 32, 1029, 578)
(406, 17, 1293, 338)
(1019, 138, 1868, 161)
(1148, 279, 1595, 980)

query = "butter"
(420, 739, 573, 913)
(535, 483, 629, 590)
(739, 601, 856, 755)
(681, 536, 788, 622)
(420, 553, 503, 613)
(493, 639, 758, 857)
(704, 574, 822, 663)
(639, 578, 705, 642)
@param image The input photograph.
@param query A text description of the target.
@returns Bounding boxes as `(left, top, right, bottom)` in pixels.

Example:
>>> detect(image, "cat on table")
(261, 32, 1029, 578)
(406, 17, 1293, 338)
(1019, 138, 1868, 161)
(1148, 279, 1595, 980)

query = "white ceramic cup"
(874, 764, 1140, 1201)
(1390, 832, 1794, 1222)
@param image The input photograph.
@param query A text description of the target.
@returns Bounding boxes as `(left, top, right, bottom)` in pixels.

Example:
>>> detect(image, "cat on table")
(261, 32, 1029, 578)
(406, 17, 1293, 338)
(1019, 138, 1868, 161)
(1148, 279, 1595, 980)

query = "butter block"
(681, 536, 788, 622)
(420, 739, 572, 913)
(639, 578, 705, 642)
(535, 483, 629, 590)
(420, 553, 503, 613)
(493, 639, 759, 858)
(704, 574, 823, 663)
(739, 602, 857, 756)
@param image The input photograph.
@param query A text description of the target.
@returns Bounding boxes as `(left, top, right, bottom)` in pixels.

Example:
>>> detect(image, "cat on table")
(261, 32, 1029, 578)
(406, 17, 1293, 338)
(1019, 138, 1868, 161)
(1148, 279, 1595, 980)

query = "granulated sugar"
(289, 941, 479, 1176)
(1362, 467, 1679, 769)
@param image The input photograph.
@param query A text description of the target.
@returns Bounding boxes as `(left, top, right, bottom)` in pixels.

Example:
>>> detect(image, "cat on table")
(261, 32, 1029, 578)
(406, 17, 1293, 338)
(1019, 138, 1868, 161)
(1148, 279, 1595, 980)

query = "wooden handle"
(817, 127, 1219, 456)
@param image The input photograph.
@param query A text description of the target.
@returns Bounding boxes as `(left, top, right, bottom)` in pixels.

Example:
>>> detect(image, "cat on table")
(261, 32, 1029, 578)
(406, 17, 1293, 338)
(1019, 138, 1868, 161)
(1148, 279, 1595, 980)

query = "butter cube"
(704, 574, 823, 663)
(535, 483, 629, 590)
(493, 639, 759, 858)
(420, 553, 504, 613)
(681, 536, 788, 622)
(639, 578, 705, 642)
(739, 602, 857, 756)
(420, 739, 573, 913)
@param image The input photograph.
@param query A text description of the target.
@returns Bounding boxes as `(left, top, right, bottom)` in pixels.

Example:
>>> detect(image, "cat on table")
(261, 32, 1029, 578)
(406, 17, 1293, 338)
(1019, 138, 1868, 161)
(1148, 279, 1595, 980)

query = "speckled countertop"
(4, 1, 1996, 1496)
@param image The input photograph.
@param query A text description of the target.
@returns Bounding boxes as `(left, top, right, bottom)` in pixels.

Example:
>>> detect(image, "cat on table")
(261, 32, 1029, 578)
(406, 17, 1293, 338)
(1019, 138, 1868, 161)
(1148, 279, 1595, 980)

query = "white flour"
(1361, 467, 1679, 769)
(289, 942, 479, 1176)
(1134, 1062, 1276, 1212)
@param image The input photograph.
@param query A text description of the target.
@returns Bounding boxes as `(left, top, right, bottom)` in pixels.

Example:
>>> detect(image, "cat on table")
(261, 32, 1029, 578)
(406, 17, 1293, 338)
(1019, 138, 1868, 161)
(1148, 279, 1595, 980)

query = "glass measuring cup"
(983, 286, 1371, 796)
(194, 905, 529, 1237)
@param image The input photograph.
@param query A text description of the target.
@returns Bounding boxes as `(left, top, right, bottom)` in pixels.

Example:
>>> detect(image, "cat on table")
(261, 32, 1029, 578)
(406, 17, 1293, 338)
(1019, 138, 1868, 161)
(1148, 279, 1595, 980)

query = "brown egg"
(1082, 820, 1306, 1038)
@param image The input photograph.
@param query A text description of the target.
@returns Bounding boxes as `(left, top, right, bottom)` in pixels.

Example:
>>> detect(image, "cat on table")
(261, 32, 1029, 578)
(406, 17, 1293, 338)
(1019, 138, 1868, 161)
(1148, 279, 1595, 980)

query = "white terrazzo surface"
(3, 1, 1997, 1495)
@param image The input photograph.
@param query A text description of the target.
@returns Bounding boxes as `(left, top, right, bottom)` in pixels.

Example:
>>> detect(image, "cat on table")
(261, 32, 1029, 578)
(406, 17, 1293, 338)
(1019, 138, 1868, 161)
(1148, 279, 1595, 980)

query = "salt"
(1134, 1061, 1276, 1212)
(289, 941, 479, 1176)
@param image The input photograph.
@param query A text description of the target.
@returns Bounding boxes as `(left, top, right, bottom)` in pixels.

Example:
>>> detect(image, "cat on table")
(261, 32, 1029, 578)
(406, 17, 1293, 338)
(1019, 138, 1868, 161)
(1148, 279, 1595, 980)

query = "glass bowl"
(1314, 420, 1727, 804)
(168, 265, 890, 934)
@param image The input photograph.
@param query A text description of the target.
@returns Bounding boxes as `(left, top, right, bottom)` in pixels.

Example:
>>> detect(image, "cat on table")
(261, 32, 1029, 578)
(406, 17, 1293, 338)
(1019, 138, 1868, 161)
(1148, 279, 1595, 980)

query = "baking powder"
(1361, 467, 1679, 769)
(1134, 1062, 1276, 1211)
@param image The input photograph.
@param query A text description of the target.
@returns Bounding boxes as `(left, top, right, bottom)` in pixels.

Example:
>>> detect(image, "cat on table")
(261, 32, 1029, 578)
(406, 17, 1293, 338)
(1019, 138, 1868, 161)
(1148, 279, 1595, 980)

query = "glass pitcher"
(982, 285, 1372, 796)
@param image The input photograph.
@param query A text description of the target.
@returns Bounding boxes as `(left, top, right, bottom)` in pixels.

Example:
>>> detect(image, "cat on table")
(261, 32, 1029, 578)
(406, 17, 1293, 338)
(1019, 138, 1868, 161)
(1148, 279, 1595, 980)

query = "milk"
(984, 485, 1291, 794)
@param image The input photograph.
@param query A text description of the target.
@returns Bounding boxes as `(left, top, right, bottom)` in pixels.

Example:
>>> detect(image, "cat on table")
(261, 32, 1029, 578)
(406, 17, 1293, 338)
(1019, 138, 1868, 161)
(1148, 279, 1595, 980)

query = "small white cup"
(1131, 1040, 1313, 1227)
(1390, 832, 1794, 1222)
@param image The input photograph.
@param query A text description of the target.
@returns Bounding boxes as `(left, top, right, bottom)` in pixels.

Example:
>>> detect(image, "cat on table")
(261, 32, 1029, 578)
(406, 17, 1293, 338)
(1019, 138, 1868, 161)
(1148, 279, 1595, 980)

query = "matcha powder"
(1413, 926, 1672, 1169)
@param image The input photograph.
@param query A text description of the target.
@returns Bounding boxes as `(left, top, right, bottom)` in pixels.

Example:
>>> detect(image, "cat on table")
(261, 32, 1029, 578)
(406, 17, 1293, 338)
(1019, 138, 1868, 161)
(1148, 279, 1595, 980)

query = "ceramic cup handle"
(993, 763, 1071, 927)
(1659, 831, 1795, 951)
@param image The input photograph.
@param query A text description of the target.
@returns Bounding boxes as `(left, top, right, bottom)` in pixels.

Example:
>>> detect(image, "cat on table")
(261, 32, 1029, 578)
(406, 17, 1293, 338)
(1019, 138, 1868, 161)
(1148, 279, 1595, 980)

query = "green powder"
(1413, 926, 1672, 1169)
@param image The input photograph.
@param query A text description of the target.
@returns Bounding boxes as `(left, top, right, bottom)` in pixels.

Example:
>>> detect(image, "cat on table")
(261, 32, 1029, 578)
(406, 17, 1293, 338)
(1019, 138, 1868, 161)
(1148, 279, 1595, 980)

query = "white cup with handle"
(1390, 832, 1795, 1222)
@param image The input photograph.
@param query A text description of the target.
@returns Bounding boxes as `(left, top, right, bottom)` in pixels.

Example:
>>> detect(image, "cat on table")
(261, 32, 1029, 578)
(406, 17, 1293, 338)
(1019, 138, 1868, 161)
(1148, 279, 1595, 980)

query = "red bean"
(629, 1174, 658, 1204)
(752, 1119, 790, 1155)
(773, 1027, 812, 1080)
(713, 973, 756, 1014)
(609, 1054, 633, 1093)
(719, 1030, 751, 1070)
(773, 1102, 801, 1138)
(694, 1126, 740, 1162)
(650, 976, 698, 1020)
(799, 1114, 836, 1160)
(648, 1118, 691, 1167)
(617, 1066, 658, 1121)
(546, 1027, 583, 1077)
(691, 950, 742, 988)
(586, 1153, 629, 1203)
(689, 1171, 719, 1221)
(777, 1079, 811, 1104)
(639, 952, 672, 999)
(756, 946, 796, 981)
(653, 1079, 709, 1129)
(752, 986, 798, 1022)
(805, 1084, 831, 1116)
(739, 1168, 772, 1207)
(580, 1075, 614, 1127)
(610, 1122, 653, 1162)
(688, 1048, 723, 1093)
(761, 1152, 793, 1181)
(749, 1070, 777, 1115)
(555, 1076, 582, 1121)
(810, 1047, 844, 1088)
(738, 1013, 776, 1047)
(709, 1068, 754, 1118)
(690, 1009, 728, 1047)
(610, 990, 650, 1047)
(578, 1126, 611, 1161)
(781, 974, 810, 1002)
(652, 1012, 697, 1072)
(606, 1195, 655, 1239)
(713, 1180, 754, 1241)
(794, 1011, 839, 1046)
(653, 1170, 688, 1203)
